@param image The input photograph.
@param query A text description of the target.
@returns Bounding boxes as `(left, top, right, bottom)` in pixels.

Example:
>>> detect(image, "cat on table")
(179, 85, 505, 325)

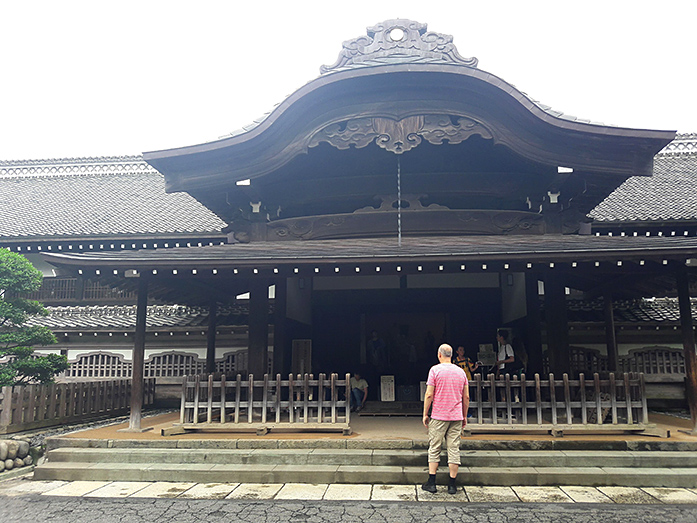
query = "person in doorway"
(368, 330, 387, 373)
(494, 330, 515, 378)
(350, 372, 368, 412)
(453, 345, 479, 381)
(453, 345, 479, 418)
(422, 344, 469, 495)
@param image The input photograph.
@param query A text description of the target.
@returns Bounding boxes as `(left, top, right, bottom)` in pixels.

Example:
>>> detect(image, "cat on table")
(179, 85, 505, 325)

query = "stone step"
(33, 461, 697, 488)
(44, 447, 697, 469)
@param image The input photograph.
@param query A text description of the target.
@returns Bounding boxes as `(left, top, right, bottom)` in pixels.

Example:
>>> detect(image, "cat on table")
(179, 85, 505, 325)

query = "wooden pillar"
(248, 278, 270, 377)
(524, 274, 544, 375)
(544, 271, 570, 375)
(119, 276, 152, 432)
(206, 301, 217, 374)
(273, 278, 287, 376)
(604, 290, 619, 372)
(676, 264, 697, 433)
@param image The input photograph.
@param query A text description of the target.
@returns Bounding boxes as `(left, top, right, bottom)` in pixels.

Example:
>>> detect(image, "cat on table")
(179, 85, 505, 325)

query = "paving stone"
(278, 440, 345, 449)
(0, 479, 68, 497)
(309, 449, 371, 465)
(272, 465, 338, 484)
(603, 467, 697, 488)
(42, 480, 110, 497)
(464, 486, 520, 503)
(346, 439, 412, 450)
(532, 466, 607, 485)
(247, 449, 310, 465)
(560, 486, 614, 503)
(512, 486, 573, 503)
(323, 484, 372, 500)
(225, 483, 283, 500)
(372, 449, 423, 466)
(466, 467, 539, 486)
(598, 486, 660, 504)
(129, 482, 196, 498)
(416, 485, 468, 502)
(371, 484, 416, 501)
(236, 440, 279, 449)
(336, 465, 405, 484)
(84, 481, 151, 498)
(641, 488, 697, 504)
(175, 440, 238, 450)
(178, 482, 239, 499)
(275, 483, 328, 500)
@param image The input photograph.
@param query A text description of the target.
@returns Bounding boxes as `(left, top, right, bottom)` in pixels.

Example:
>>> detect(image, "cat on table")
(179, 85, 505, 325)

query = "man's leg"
(351, 388, 361, 410)
(445, 421, 462, 494)
(422, 419, 446, 493)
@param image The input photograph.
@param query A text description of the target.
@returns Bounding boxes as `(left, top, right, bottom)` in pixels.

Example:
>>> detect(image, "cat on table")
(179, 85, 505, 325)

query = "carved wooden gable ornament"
(320, 19, 478, 73)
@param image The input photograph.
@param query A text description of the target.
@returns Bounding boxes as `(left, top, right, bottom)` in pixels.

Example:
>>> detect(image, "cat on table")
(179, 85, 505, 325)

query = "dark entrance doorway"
(312, 285, 502, 399)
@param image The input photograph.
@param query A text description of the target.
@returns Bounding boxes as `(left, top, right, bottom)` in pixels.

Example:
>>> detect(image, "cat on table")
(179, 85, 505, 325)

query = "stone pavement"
(3, 475, 697, 504)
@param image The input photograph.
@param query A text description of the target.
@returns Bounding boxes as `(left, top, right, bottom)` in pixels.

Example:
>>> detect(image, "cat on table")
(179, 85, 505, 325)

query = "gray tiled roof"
(26, 304, 250, 331)
(567, 298, 697, 323)
(0, 156, 226, 240)
(591, 135, 697, 223)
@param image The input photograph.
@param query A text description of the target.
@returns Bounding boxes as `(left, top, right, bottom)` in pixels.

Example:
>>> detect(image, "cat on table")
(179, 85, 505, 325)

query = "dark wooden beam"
(248, 278, 270, 377)
(273, 278, 287, 376)
(545, 271, 570, 375)
(676, 264, 697, 434)
(206, 301, 217, 374)
(524, 274, 544, 375)
(118, 276, 152, 433)
(604, 290, 619, 372)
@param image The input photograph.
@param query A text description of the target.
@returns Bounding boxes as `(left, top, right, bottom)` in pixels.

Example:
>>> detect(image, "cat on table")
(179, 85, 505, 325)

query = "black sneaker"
(421, 482, 437, 493)
(447, 484, 458, 495)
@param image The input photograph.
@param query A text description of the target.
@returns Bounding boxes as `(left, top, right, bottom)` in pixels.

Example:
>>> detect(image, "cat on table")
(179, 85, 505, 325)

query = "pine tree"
(0, 249, 67, 386)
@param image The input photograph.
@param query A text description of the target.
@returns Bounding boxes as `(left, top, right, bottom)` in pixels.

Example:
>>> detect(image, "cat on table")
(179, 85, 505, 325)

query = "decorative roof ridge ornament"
(320, 19, 478, 74)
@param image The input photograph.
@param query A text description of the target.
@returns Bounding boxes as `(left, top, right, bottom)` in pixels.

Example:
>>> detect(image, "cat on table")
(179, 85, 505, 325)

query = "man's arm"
(462, 380, 470, 426)
(422, 384, 435, 427)
(361, 386, 368, 406)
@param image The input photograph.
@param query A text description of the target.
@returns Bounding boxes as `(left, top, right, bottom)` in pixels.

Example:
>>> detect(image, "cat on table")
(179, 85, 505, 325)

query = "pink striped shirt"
(427, 363, 468, 421)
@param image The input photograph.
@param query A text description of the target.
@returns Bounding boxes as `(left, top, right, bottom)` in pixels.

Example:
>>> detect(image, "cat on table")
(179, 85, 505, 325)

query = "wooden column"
(676, 264, 697, 433)
(119, 276, 152, 432)
(248, 278, 270, 377)
(544, 271, 570, 375)
(604, 290, 619, 372)
(206, 301, 217, 374)
(524, 274, 544, 375)
(273, 278, 287, 376)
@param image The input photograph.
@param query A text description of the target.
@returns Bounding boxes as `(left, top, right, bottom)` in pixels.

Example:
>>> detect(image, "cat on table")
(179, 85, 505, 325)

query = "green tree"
(0, 249, 67, 386)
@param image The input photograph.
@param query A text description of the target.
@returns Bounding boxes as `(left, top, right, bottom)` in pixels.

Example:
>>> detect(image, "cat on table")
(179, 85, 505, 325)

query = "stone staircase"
(33, 437, 697, 488)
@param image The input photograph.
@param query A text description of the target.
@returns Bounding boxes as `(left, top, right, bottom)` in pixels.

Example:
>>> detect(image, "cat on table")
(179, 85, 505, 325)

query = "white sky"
(1, 1, 695, 161)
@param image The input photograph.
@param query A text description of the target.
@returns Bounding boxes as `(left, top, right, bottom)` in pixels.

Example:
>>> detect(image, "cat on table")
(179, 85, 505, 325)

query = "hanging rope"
(397, 155, 402, 247)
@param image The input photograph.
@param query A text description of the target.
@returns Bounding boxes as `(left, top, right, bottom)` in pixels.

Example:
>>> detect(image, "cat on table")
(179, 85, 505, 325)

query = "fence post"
(609, 373, 618, 424)
(0, 386, 12, 427)
(579, 373, 588, 424)
(624, 373, 633, 424)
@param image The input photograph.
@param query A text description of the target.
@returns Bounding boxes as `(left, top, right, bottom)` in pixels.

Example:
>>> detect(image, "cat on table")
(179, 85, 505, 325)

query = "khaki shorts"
(427, 418, 462, 465)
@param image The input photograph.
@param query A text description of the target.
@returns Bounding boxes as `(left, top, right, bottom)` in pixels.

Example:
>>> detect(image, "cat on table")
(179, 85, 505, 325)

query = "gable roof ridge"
(658, 133, 697, 156)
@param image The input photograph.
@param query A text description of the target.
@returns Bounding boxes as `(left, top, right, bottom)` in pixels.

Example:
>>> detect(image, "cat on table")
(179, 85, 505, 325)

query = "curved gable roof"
(144, 19, 674, 197)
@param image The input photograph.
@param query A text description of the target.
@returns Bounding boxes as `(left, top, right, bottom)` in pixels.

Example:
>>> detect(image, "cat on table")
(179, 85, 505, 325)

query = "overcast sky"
(1, 1, 695, 161)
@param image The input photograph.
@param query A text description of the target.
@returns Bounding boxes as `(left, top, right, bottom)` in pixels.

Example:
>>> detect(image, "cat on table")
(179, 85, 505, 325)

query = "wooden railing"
(13, 277, 136, 303)
(466, 372, 652, 435)
(543, 346, 685, 378)
(170, 373, 351, 435)
(0, 378, 155, 434)
(620, 347, 685, 375)
(62, 350, 259, 380)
